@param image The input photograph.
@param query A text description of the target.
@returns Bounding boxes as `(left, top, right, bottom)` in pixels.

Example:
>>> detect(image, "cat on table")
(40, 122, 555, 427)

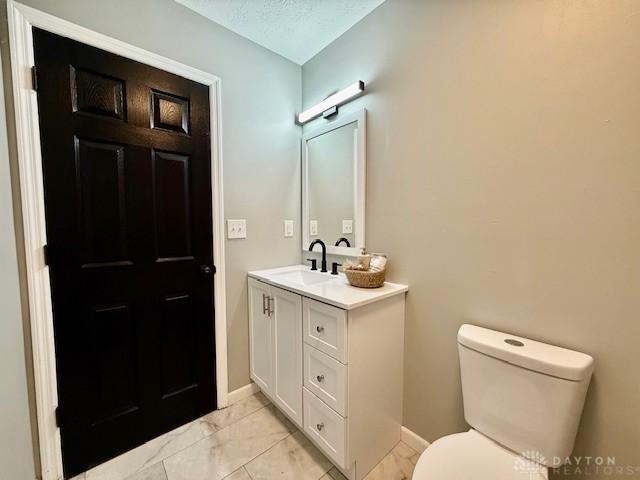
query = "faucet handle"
(331, 262, 342, 275)
(306, 258, 318, 271)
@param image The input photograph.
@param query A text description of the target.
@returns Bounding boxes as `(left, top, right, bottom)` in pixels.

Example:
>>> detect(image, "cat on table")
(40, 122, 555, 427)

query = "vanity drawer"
(303, 387, 347, 469)
(304, 344, 347, 416)
(303, 298, 347, 363)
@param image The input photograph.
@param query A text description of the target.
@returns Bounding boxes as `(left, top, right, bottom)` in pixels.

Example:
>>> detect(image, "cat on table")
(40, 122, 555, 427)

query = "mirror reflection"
(307, 121, 357, 248)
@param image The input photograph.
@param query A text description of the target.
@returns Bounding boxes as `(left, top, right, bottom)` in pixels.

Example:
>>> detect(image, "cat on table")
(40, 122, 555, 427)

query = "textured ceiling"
(174, 0, 386, 65)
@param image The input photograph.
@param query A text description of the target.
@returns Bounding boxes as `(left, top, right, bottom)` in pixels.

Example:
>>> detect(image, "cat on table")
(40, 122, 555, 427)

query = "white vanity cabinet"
(248, 279, 273, 395)
(248, 266, 407, 480)
(248, 278, 303, 427)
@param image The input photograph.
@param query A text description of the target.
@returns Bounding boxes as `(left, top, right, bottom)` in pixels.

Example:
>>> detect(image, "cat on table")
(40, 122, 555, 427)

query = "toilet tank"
(457, 324, 594, 467)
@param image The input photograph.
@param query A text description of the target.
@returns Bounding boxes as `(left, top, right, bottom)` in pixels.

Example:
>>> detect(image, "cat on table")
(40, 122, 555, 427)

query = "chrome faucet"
(308, 239, 328, 273)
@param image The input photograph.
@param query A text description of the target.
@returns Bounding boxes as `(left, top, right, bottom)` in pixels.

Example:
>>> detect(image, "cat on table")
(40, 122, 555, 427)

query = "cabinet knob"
(316, 325, 324, 333)
(316, 422, 324, 431)
(316, 374, 325, 382)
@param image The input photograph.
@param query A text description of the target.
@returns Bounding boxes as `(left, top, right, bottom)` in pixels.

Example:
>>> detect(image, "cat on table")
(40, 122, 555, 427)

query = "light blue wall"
(302, 0, 640, 470)
(0, 56, 37, 479)
(0, 0, 302, 477)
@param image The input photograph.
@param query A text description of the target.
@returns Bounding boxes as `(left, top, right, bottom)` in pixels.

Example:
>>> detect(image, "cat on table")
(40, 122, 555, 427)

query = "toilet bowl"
(412, 430, 547, 480)
(412, 324, 593, 480)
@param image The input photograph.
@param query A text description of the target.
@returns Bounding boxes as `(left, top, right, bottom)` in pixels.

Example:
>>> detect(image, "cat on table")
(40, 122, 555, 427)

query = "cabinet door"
(272, 285, 303, 427)
(248, 278, 273, 396)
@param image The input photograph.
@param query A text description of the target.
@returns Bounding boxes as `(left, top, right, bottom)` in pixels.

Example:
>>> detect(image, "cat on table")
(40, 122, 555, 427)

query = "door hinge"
(43, 244, 50, 266)
(55, 406, 61, 428)
(31, 66, 38, 91)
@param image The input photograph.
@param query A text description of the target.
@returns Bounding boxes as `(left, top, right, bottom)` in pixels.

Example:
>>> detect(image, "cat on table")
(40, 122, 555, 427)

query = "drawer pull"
(316, 325, 324, 333)
(262, 294, 268, 315)
(316, 374, 325, 382)
(316, 422, 324, 431)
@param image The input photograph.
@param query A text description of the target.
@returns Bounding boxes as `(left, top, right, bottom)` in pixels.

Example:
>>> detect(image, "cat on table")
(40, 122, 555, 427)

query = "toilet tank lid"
(457, 324, 594, 381)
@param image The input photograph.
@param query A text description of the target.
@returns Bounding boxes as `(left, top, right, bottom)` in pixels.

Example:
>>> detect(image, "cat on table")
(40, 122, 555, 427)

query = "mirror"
(302, 109, 366, 256)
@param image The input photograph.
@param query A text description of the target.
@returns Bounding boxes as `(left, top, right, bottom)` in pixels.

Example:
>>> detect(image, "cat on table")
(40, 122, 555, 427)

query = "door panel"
(151, 90, 190, 134)
(76, 138, 128, 265)
(159, 293, 197, 398)
(248, 279, 273, 395)
(70, 66, 125, 119)
(152, 150, 192, 260)
(33, 28, 216, 477)
(272, 286, 303, 427)
(89, 304, 139, 425)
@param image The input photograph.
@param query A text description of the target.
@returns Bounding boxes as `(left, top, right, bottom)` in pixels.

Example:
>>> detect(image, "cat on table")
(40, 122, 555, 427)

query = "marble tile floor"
(70, 392, 419, 480)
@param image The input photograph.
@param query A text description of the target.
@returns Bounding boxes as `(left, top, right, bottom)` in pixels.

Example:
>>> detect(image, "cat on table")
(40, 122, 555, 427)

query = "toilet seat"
(412, 430, 548, 480)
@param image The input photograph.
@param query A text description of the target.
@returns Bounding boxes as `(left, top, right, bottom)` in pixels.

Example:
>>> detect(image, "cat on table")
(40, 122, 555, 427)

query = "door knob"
(201, 265, 213, 276)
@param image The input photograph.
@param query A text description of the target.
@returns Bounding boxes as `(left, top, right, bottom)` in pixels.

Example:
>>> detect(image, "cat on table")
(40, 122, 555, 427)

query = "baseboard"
(227, 382, 261, 405)
(401, 426, 430, 454)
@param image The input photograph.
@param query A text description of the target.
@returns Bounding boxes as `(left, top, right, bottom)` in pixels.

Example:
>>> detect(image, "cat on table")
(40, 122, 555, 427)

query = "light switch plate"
(310, 220, 318, 236)
(227, 219, 246, 239)
(342, 220, 353, 234)
(284, 220, 294, 237)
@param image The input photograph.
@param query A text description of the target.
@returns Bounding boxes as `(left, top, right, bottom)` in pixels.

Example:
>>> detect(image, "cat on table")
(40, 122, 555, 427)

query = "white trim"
(301, 109, 366, 256)
(6, 2, 228, 479)
(227, 382, 261, 406)
(401, 426, 430, 454)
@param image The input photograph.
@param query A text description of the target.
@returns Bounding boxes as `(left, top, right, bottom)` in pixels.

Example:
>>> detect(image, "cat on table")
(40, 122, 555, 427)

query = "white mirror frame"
(302, 108, 366, 256)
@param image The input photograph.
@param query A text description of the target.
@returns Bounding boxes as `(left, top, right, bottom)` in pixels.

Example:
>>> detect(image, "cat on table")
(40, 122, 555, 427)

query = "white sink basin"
(271, 269, 334, 286)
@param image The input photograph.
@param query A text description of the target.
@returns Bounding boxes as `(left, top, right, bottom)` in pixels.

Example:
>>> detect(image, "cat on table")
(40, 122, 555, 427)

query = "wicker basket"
(344, 268, 386, 289)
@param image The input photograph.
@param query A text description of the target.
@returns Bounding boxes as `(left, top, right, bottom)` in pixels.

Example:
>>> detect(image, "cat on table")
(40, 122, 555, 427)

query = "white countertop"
(248, 264, 408, 310)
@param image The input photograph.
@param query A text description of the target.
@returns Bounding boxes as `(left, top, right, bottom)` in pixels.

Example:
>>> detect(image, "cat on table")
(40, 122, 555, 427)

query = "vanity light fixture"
(297, 80, 364, 124)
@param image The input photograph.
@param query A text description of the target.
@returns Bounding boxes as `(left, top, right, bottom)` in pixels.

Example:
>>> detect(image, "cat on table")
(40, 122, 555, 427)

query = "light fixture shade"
(297, 80, 364, 124)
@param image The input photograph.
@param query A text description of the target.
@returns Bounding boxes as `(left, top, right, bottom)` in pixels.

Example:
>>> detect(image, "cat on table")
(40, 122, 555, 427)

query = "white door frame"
(6, 2, 228, 479)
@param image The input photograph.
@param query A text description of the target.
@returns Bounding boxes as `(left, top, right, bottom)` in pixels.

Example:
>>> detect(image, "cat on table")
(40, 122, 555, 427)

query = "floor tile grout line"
(315, 467, 333, 480)
(200, 399, 272, 440)
(88, 396, 271, 480)
(358, 441, 419, 480)
(82, 408, 416, 480)
(161, 460, 168, 480)
(140, 423, 204, 472)
(87, 421, 203, 479)
(221, 466, 252, 480)
(242, 429, 334, 480)
(241, 430, 297, 475)
(313, 450, 334, 480)
(158, 402, 275, 469)
(242, 465, 255, 480)
(162, 403, 298, 480)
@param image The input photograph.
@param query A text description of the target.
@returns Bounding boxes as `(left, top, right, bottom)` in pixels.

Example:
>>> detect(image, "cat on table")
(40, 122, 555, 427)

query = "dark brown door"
(33, 29, 216, 477)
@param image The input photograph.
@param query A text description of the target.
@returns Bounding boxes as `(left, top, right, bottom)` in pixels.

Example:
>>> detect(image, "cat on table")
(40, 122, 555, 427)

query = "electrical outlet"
(227, 219, 247, 239)
(309, 220, 318, 236)
(284, 220, 294, 237)
(342, 220, 353, 234)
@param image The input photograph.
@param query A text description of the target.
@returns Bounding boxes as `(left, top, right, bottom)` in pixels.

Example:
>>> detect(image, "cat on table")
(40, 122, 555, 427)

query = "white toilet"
(412, 324, 594, 480)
